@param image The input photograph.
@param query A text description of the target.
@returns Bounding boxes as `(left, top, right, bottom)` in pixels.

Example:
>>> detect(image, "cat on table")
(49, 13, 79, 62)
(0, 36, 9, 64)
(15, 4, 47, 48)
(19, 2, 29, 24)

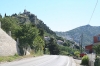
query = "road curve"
(0, 55, 76, 66)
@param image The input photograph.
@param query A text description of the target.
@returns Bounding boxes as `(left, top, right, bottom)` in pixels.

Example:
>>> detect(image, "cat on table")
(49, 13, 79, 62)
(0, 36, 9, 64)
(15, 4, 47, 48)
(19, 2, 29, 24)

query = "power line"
(88, 0, 98, 24)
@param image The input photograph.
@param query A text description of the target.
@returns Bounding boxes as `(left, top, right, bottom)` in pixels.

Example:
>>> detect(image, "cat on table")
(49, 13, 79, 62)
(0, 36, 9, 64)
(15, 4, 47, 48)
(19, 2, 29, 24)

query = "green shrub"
(60, 51, 69, 55)
(0, 55, 20, 62)
(94, 57, 100, 66)
(0, 57, 3, 62)
(74, 51, 80, 57)
(14, 53, 19, 57)
(45, 48, 50, 54)
(7, 57, 14, 62)
(81, 55, 89, 65)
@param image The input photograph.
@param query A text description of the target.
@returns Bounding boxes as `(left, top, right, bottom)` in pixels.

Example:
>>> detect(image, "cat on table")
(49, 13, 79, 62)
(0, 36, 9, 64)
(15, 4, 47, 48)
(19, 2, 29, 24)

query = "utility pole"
(80, 33, 83, 53)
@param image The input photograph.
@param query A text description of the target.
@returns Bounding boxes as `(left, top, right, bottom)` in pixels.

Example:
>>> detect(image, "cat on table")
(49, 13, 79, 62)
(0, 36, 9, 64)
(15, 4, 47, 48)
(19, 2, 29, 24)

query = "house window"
(98, 36, 100, 41)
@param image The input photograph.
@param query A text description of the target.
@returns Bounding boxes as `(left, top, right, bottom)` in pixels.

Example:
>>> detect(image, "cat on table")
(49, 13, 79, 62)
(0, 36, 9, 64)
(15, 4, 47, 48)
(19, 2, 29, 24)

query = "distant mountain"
(56, 25, 100, 46)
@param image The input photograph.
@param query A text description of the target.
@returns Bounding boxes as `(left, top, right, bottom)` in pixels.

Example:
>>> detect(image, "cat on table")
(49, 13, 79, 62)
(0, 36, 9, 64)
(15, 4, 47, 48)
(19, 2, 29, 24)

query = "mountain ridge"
(56, 25, 100, 46)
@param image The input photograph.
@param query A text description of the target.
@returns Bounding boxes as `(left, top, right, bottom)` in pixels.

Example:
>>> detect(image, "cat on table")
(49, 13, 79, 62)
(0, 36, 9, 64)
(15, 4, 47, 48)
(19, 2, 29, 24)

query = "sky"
(0, 0, 100, 31)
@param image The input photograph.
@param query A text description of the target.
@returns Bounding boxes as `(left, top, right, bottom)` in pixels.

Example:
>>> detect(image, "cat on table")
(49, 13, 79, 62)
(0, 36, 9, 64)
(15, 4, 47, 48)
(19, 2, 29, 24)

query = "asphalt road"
(0, 55, 76, 66)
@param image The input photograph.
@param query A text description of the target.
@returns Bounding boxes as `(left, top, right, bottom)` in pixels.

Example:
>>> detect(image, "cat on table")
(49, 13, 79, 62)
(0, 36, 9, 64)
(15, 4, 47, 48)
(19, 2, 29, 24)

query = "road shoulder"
(74, 58, 82, 66)
(69, 57, 82, 66)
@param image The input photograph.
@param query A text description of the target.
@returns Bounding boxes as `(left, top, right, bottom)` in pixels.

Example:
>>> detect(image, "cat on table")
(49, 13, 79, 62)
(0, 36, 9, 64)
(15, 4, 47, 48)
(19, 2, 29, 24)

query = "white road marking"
(66, 57, 70, 66)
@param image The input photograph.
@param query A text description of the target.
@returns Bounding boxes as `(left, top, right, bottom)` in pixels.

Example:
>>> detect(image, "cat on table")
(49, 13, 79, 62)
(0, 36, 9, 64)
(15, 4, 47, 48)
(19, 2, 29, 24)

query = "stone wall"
(0, 28, 18, 56)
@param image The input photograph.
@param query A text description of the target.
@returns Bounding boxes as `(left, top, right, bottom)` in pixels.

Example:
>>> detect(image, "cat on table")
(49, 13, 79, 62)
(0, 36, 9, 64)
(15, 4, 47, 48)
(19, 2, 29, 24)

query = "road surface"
(0, 55, 77, 66)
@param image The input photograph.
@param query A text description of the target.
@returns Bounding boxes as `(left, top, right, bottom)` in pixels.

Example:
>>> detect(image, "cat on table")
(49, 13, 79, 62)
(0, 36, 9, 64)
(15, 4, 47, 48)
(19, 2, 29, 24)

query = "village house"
(57, 40, 64, 45)
(85, 34, 100, 54)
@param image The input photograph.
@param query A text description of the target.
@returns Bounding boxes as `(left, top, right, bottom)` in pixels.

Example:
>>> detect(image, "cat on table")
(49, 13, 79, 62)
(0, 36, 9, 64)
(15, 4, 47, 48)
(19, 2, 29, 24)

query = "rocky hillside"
(56, 25, 100, 46)
(11, 9, 56, 35)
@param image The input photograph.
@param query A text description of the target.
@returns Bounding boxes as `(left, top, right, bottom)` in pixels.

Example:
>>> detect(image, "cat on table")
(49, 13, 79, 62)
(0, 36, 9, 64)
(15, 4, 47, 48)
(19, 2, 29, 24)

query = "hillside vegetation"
(0, 10, 79, 57)
(56, 25, 100, 46)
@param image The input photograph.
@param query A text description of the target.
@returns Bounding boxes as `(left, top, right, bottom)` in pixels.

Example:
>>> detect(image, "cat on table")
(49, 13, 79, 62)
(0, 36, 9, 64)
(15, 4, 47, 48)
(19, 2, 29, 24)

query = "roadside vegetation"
(0, 54, 20, 62)
(81, 55, 89, 66)
(78, 42, 100, 66)
(93, 44, 100, 66)
(0, 55, 35, 62)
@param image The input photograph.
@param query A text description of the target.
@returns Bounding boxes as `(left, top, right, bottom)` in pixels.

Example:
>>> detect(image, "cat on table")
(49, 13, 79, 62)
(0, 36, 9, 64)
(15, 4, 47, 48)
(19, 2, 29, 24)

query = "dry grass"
(0, 53, 43, 62)
(0, 54, 33, 62)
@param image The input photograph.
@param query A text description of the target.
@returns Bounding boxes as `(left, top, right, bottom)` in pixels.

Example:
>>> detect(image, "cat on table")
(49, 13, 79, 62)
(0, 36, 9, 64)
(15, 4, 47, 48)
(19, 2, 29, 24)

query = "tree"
(0, 14, 2, 18)
(93, 44, 100, 55)
(48, 38, 60, 55)
(11, 13, 17, 17)
(15, 24, 39, 55)
(63, 43, 67, 46)
(5, 13, 6, 17)
(38, 28, 44, 39)
(33, 36, 45, 53)
(0, 17, 20, 39)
